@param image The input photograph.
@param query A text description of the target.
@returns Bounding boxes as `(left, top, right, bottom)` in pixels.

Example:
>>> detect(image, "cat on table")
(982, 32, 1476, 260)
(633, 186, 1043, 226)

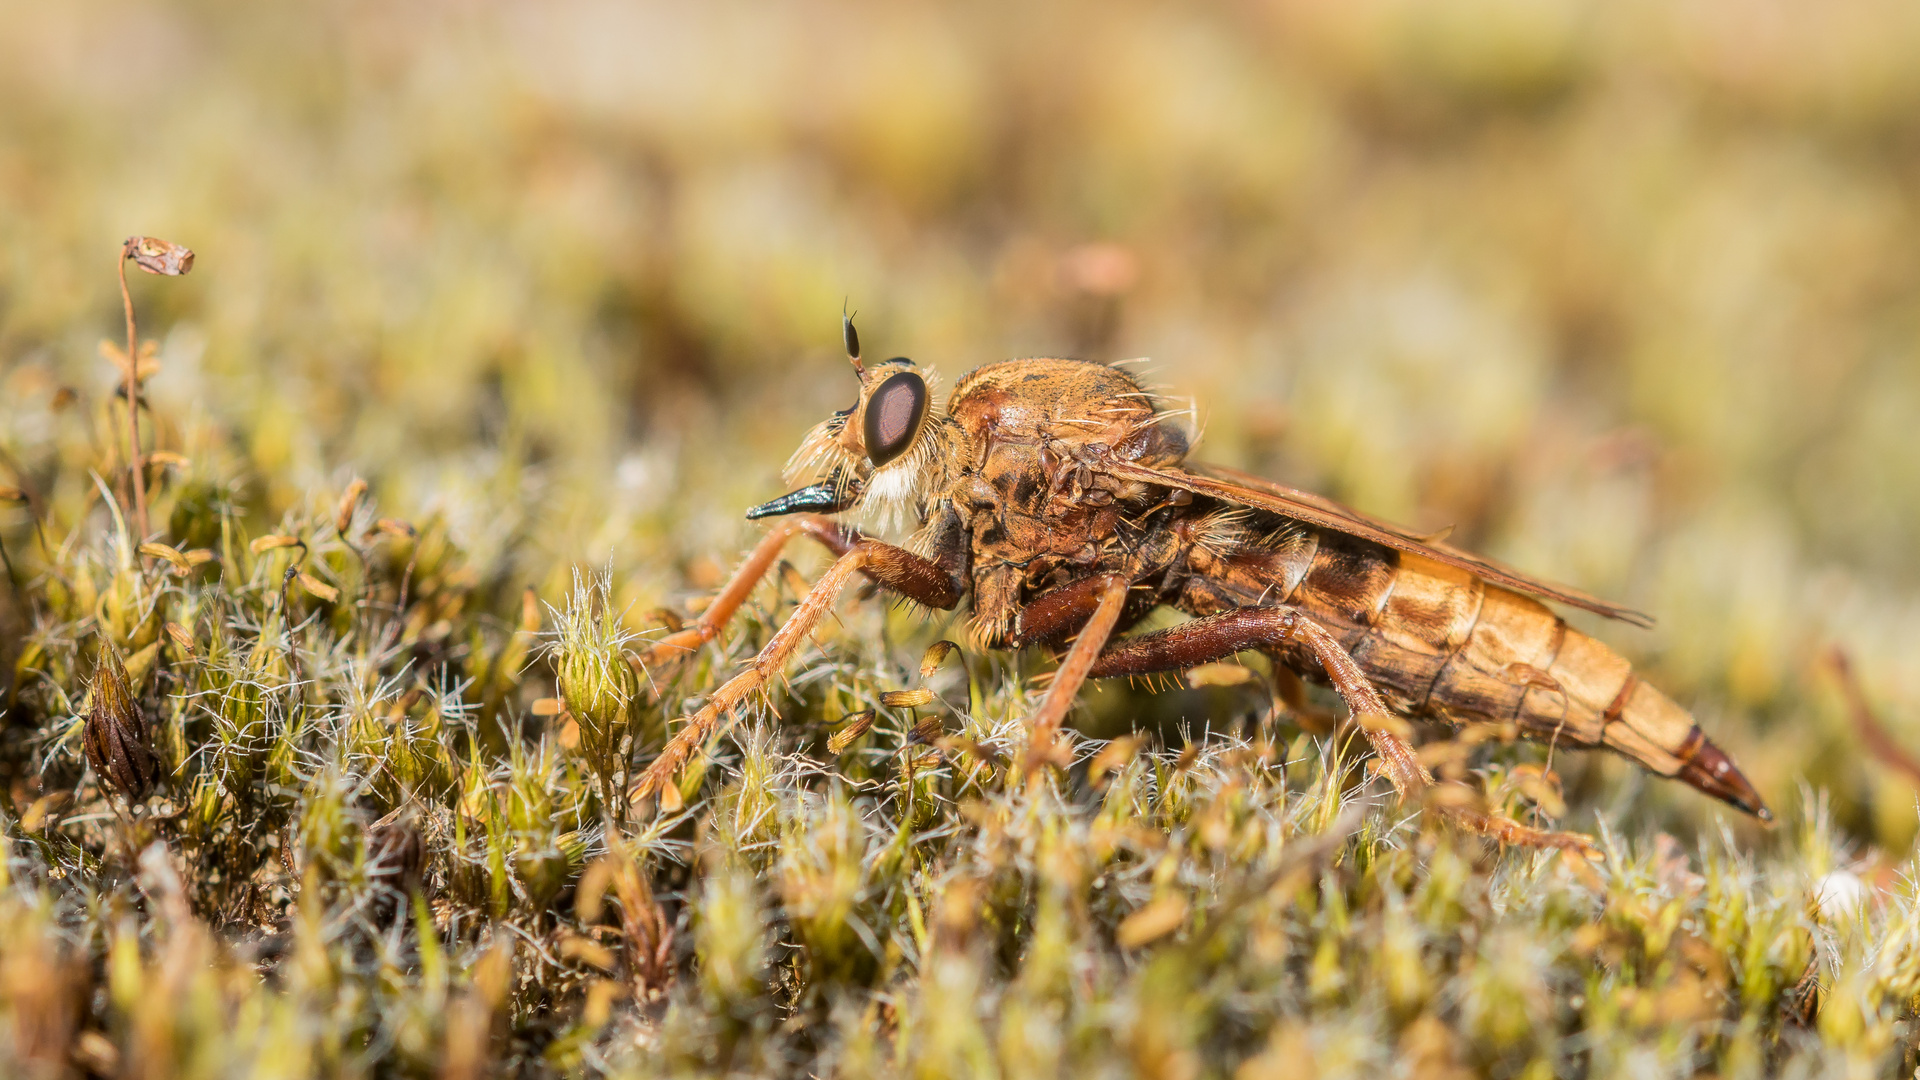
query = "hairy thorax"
(941, 359, 1188, 643)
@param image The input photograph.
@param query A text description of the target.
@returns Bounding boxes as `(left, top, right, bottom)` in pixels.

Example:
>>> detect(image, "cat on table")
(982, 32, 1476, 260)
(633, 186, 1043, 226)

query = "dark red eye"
(863, 370, 928, 467)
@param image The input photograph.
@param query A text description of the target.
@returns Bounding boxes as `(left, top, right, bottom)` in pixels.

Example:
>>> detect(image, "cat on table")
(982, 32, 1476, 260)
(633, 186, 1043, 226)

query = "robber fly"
(635, 317, 1769, 837)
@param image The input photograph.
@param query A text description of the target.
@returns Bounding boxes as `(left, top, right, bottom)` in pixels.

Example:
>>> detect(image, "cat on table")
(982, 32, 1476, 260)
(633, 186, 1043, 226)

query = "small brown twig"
(1827, 647, 1920, 788)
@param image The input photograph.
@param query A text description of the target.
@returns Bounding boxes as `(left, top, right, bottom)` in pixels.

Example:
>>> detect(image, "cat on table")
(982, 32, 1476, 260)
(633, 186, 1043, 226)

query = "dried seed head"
(83, 647, 160, 800)
(907, 715, 945, 746)
(827, 709, 876, 754)
(123, 236, 195, 276)
(163, 621, 196, 657)
(138, 542, 192, 573)
(249, 534, 303, 554)
(919, 640, 959, 680)
(375, 518, 416, 538)
(334, 478, 368, 535)
(297, 573, 339, 603)
(880, 688, 935, 709)
(899, 748, 943, 781)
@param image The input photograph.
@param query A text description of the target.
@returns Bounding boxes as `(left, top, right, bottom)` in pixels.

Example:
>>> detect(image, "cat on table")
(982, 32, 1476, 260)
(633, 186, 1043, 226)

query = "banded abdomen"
(1188, 526, 1768, 819)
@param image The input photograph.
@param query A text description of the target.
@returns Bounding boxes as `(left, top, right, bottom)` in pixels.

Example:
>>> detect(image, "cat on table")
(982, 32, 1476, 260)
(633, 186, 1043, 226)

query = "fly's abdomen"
(1271, 530, 1768, 818)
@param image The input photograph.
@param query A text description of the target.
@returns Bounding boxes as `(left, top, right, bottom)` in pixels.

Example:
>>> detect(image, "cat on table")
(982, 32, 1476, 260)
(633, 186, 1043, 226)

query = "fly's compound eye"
(863, 369, 928, 468)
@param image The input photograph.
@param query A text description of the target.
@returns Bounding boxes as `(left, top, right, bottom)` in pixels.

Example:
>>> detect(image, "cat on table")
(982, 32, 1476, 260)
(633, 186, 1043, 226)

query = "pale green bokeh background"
(5, 0, 1920, 841)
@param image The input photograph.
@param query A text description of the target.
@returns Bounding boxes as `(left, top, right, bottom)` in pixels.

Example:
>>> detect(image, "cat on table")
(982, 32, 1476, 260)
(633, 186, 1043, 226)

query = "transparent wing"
(1102, 458, 1654, 627)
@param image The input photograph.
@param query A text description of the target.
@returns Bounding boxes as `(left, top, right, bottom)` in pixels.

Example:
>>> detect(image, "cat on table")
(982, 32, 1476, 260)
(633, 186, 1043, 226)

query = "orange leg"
(1022, 574, 1131, 766)
(1081, 605, 1594, 853)
(639, 515, 856, 674)
(636, 536, 961, 800)
(1085, 605, 1428, 797)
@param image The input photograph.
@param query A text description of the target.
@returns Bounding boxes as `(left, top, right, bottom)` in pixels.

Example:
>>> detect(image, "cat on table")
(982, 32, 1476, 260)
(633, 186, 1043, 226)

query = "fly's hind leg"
(1088, 607, 1598, 855)
(635, 536, 963, 801)
(1087, 607, 1427, 797)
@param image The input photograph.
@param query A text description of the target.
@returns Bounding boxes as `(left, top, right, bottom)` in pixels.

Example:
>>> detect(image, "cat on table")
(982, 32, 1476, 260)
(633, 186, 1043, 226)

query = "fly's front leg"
(635, 537, 963, 800)
(1087, 607, 1428, 797)
(639, 515, 858, 673)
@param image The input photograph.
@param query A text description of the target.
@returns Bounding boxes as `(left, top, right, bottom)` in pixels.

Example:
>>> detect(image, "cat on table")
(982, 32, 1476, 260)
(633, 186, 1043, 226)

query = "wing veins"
(1106, 459, 1654, 628)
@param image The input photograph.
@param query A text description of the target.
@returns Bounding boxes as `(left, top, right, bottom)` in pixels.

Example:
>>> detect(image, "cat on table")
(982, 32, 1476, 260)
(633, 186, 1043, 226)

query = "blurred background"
(3, 0, 1919, 843)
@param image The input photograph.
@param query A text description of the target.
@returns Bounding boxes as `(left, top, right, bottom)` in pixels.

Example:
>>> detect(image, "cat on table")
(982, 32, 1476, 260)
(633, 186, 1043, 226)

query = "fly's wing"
(1103, 458, 1655, 628)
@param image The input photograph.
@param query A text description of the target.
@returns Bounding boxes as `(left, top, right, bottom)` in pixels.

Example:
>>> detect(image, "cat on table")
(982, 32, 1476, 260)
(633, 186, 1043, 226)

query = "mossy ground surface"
(5, 2, 1920, 1077)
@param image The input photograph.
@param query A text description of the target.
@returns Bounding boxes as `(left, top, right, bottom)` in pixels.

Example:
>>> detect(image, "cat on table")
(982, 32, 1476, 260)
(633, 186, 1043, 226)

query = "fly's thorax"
(946, 358, 1178, 457)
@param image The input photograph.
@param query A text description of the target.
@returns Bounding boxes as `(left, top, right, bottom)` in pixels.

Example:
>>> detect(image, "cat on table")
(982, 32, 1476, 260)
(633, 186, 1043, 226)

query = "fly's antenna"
(843, 302, 865, 379)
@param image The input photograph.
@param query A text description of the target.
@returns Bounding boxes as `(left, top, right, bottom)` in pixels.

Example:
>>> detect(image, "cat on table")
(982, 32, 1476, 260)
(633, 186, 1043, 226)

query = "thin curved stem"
(118, 248, 150, 544)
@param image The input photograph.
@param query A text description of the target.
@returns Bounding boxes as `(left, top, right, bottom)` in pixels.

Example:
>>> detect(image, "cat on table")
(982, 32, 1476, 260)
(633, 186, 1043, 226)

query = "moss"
(5, 1, 1920, 1074)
